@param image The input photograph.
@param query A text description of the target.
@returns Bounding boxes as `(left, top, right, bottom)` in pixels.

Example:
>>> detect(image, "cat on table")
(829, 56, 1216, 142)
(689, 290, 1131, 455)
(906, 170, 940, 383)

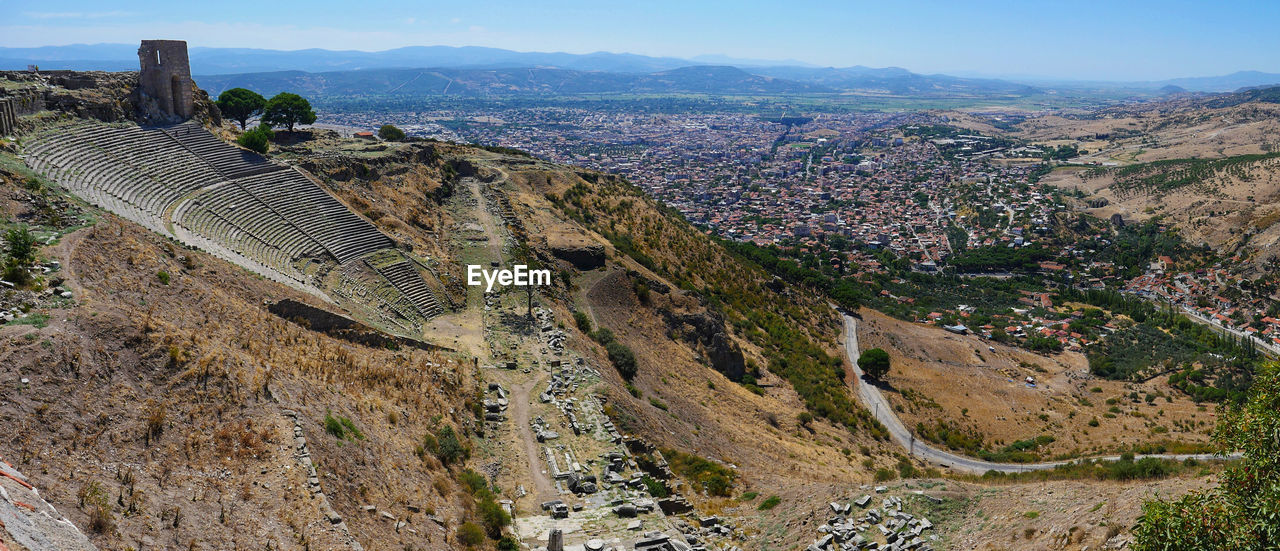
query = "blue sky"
(2, 0, 1277, 80)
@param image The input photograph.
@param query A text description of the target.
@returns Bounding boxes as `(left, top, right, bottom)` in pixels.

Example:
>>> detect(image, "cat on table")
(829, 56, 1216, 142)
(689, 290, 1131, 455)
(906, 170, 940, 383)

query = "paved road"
(842, 313, 1235, 474)
(1179, 305, 1280, 358)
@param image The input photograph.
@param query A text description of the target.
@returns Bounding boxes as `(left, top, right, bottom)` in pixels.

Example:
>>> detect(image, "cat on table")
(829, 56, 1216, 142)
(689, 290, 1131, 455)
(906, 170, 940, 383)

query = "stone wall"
(267, 299, 450, 352)
(0, 87, 43, 136)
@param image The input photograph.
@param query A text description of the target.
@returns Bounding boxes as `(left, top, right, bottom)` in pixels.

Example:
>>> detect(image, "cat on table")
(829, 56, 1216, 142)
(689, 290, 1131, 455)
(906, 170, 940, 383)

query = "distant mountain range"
(2, 43, 1279, 97)
(0, 43, 811, 74)
(193, 66, 834, 98)
(192, 64, 1043, 99)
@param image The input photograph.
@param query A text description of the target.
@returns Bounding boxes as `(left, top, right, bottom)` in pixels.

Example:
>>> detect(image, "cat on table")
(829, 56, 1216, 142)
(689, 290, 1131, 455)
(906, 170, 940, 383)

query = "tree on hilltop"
(858, 348, 891, 380)
(262, 92, 316, 132)
(378, 124, 406, 141)
(215, 88, 266, 130)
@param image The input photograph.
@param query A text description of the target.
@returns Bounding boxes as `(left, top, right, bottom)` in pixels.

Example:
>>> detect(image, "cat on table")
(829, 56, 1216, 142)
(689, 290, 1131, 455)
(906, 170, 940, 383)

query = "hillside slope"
(1020, 94, 1280, 262)
(0, 164, 480, 550)
(0, 70, 1232, 550)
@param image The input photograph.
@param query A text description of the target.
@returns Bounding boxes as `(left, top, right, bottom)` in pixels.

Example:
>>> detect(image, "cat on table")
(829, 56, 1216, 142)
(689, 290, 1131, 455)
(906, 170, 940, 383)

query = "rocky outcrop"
(0, 70, 222, 129)
(0, 458, 98, 551)
(547, 228, 606, 270)
(661, 310, 745, 381)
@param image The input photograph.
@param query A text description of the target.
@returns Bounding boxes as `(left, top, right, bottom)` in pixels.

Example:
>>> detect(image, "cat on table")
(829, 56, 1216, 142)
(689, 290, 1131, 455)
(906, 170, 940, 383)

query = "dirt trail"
(470, 177, 556, 504)
(468, 177, 503, 262)
(510, 374, 556, 504)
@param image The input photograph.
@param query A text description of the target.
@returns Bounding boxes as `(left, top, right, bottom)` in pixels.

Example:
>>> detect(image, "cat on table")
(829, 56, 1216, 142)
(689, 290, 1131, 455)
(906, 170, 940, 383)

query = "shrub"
(458, 469, 487, 494)
(897, 457, 917, 479)
(457, 522, 485, 547)
(797, 411, 814, 429)
(738, 491, 758, 501)
(478, 497, 509, 538)
(156, 270, 170, 285)
(236, 124, 273, 154)
(757, 495, 781, 511)
(641, 475, 669, 498)
(592, 327, 615, 344)
(2, 259, 31, 286)
(633, 279, 651, 305)
(78, 481, 113, 533)
(324, 413, 345, 438)
(573, 311, 592, 333)
(4, 225, 37, 265)
(606, 340, 638, 380)
(88, 504, 114, 533)
(874, 468, 896, 482)
(433, 425, 468, 465)
(497, 536, 520, 551)
(323, 413, 364, 441)
(1088, 417, 1100, 427)
(144, 401, 166, 441)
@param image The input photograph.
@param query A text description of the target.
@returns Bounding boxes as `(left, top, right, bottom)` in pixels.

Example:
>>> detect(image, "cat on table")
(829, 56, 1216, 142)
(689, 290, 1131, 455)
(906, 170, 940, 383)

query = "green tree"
(215, 88, 266, 130)
(236, 124, 273, 154)
(262, 92, 316, 132)
(858, 348, 891, 380)
(378, 124, 406, 141)
(4, 225, 37, 265)
(1132, 363, 1280, 550)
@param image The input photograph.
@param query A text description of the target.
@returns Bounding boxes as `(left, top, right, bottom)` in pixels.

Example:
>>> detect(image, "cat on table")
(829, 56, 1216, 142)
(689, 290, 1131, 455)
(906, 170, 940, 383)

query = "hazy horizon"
(3, 0, 1278, 81)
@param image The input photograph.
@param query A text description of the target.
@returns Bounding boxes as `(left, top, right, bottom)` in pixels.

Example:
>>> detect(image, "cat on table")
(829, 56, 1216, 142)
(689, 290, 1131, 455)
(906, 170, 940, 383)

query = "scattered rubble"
(803, 490, 936, 551)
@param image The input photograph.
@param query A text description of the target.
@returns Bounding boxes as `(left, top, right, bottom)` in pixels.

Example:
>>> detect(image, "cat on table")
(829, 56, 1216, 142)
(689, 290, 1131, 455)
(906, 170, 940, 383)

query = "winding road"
(842, 313, 1235, 474)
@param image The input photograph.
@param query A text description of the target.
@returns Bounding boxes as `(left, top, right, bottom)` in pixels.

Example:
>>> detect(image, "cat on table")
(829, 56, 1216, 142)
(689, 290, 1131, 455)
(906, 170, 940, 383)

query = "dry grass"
(858, 308, 1216, 460)
(0, 216, 480, 550)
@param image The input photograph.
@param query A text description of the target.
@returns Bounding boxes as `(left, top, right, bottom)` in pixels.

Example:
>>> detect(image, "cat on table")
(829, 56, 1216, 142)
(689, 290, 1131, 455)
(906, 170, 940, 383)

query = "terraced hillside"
(21, 120, 443, 335)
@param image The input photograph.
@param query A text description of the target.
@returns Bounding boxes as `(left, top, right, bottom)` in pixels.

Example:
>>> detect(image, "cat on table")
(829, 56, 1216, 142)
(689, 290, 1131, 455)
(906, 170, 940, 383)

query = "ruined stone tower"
(137, 40, 194, 119)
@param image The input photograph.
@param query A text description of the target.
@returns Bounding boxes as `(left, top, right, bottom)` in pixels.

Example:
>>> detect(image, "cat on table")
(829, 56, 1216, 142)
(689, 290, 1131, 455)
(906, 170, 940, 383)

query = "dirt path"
(427, 178, 509, 353)
(510, 372, 555, 504)
(467, 177, 503, 263)
(468, 181, 556, 503)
